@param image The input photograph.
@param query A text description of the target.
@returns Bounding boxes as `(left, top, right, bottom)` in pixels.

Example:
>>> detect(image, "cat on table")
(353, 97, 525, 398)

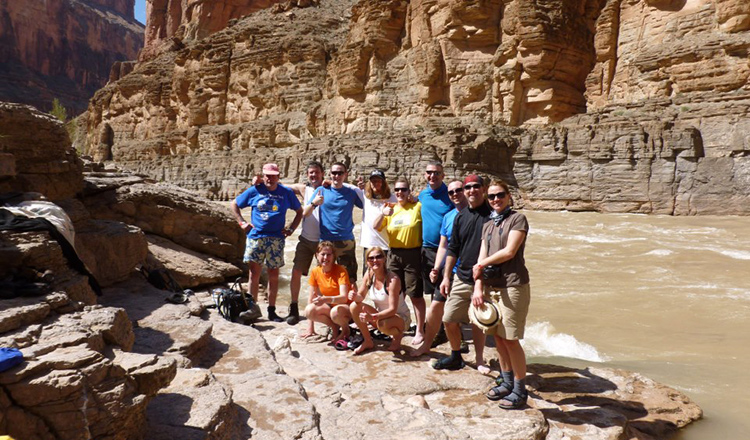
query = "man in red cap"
(431, 174, 490, 370)
(231, 163, 303, 322)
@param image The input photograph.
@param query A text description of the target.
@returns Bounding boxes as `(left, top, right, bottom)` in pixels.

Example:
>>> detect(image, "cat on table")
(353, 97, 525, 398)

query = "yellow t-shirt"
(308, 264, 350, 296)
(382, 201, 422, 249)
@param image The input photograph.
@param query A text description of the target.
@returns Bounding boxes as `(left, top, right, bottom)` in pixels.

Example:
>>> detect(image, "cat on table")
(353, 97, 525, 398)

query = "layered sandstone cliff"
(0, 0, 144, 114)
(84, 0, 750, 214)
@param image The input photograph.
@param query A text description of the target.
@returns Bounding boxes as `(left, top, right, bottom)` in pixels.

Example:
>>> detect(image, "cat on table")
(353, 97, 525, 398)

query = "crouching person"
(348, 247, 411, 355)
(303, 241, 353, 348)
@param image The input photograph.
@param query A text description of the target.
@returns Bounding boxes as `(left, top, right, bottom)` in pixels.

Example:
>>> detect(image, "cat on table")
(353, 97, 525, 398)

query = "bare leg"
(411, 300, 445, 356)
(444, 321, 462, 351)
(247, 261, 262, 303)
(267, 268, 279, 307)
(330, 305, 351, 340)
(410, 296, 426, 345)
(307, 304, 337, 339)
(494, 336, 513, 372)
(290, 267, 302, 303)
(379, 316, 405, 351)
(471, 324, 489, 373)
(350, 302, 375, 354)
(504, 339, 527, 380)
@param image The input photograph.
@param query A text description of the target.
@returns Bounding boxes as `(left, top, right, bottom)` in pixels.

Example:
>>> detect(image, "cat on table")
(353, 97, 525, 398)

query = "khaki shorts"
(333, 240, 358, 282)
(292, 236, 318, 276)
(484, 284, 531, 340)
(443, 278, 474, 324)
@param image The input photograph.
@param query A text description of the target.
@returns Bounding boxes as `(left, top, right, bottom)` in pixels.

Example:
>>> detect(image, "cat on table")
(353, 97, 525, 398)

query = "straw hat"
(469, 301, 500, 332)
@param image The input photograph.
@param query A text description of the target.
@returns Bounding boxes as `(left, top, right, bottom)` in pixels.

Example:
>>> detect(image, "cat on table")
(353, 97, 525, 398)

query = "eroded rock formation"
(83, 0, 750, 215)
(0, 101, 243, 438)
(0, 0, 144, 113)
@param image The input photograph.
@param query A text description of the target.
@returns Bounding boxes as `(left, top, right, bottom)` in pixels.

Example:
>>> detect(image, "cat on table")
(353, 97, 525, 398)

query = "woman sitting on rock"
(472, 179, 531, 410)
(303, 241, 353, 347)
(348, 246, 411, 354)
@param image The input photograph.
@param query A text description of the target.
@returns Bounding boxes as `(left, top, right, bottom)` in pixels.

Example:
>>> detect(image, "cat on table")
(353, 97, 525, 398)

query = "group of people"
(230, 160, 532, 409)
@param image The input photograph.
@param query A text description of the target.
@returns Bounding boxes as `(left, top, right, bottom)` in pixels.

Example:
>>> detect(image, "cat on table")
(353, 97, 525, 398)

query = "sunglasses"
(394, 187, 410, 192)
(425, 170, 442, 175)
(448, 187, 464, 196)
(367, 254, 385, 261)
(464, 183, 482, 190)
(488, 192, 507, 200)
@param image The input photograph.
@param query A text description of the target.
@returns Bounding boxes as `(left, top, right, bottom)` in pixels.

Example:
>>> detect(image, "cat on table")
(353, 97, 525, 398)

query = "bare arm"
(472, 240, 489, 307)
(231, 200, 253, 234)
(374, 203, 393, 230)
(284, 207, 303, 236)
(477, 230, 527, 268)
(303, 190, 323, 218)
(439, 254, 457, 297)
(289, 183, 306, 197)
(430, 235, 449, 283)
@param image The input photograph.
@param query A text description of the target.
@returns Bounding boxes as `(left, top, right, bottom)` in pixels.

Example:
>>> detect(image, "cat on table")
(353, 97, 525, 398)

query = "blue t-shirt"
(440, 208, 460, 273)
(310, 185, 364, 241)
(419, 183, 453, 248)
(235, 184, 301, 239)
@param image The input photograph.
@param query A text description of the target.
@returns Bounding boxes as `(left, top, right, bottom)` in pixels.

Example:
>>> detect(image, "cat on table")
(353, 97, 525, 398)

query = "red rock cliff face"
(84, 0, 750, 215)
(0, 0, 144, 114)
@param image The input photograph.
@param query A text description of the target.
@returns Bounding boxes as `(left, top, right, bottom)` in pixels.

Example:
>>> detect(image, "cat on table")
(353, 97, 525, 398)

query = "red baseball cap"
(262, 163, 280, 175)
(463, 174, 483, 185)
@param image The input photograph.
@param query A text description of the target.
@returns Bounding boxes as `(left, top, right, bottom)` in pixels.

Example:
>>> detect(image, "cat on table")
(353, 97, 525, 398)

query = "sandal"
(497, 391, 528, 409)
(485, 383, 512, 401)
(334, 339, 349, 351)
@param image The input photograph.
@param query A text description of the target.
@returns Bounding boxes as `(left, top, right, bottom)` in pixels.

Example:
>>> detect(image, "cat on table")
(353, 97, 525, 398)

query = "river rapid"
(267, 209, 749, 439)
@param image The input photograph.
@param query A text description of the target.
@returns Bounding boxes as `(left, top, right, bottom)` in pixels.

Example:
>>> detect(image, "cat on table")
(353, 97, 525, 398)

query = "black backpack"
(139, 266, 182, 293)
(213, 279, 261, 323)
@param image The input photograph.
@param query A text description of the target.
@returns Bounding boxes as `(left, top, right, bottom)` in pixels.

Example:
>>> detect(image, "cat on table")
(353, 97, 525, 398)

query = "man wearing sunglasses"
(432, 174, 490, 370)
(232, 163, 303, 322)
(305, 162, 364, 282)
(416, 161, 453, 345)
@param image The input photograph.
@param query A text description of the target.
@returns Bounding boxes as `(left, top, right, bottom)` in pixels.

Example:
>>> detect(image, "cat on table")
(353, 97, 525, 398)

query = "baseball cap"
(369, 169, 386, 180)
(262, 163, 280, 175)
(463, 174, 483, 186)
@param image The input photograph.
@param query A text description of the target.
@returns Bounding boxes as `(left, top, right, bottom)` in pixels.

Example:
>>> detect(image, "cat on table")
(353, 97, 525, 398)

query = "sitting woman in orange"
(303, 241, 353, 347)
(349, 246, 411, 355)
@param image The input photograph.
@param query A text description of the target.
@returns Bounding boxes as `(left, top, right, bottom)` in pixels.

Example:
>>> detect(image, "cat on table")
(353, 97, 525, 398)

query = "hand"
(407, 193, 418, 204)
(282, 227, 293, 237)
(429, 268, 438, 284)
(312, 295, 324, 306)
(251, 174, 263, 186)
(360, 312, 374, 323)
(382, 203, 394, 216)
(239, 221, 253, 233)
(356, 176, 365, 190)
(322, 179, 332, 188)
(472, 290, 485, 308)
(472, 263, 484, 281)
(439, 278, 451, 298)
(347, 286, 357, 302)
(312, 192, 324, 207)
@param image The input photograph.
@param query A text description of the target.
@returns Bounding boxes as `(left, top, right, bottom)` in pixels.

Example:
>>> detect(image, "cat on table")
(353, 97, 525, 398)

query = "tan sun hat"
(469, 301, 501, 332)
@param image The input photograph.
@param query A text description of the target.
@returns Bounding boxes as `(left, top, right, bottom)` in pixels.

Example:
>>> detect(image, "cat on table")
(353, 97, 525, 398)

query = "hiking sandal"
(497, 391, 528, 409)
(486, 383, 512, 401)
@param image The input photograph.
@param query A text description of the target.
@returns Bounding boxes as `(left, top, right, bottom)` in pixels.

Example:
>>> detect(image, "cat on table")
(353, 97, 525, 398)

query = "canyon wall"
(0, 0, 144, 114)
(84, 0, 750, 215)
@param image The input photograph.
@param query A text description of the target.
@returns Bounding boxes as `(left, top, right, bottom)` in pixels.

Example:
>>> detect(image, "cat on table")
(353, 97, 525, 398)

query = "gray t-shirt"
(481, 211, 530, 288)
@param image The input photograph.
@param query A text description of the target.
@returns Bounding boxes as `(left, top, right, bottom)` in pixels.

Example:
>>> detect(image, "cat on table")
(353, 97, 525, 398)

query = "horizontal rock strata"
(83, 0, 750, 215)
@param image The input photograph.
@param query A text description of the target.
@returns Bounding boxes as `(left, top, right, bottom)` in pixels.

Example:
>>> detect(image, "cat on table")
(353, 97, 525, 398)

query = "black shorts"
(421, 246, 440, 298)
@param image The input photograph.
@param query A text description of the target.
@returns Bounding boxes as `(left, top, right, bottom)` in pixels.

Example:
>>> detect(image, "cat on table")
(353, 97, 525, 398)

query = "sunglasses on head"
(394, 187, 409, 192)
(488, 192, 507, 200)
(448, 187, 464, 196)
(330, 170, 344, 176)
(464, 183, 481, 190)
(367, 254, 385, 261)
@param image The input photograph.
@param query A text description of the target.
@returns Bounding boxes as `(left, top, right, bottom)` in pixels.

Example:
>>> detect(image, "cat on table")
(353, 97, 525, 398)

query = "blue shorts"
(244, 236, 285, 269)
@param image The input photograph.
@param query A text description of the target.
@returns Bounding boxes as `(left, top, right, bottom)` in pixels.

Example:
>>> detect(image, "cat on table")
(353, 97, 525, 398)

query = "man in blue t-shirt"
(412, 179, 467, 357)
(231, 163, 303, 322)
(415, 161, 453, 345)
(304, 162, 364, 281)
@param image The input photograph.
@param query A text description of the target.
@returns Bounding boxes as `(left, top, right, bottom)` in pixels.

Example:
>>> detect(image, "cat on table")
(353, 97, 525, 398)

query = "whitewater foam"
(522, 321, 609, 362)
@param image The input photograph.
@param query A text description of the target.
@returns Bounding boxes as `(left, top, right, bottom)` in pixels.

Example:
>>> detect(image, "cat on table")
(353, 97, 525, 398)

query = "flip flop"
(334, 339, 349, 351)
